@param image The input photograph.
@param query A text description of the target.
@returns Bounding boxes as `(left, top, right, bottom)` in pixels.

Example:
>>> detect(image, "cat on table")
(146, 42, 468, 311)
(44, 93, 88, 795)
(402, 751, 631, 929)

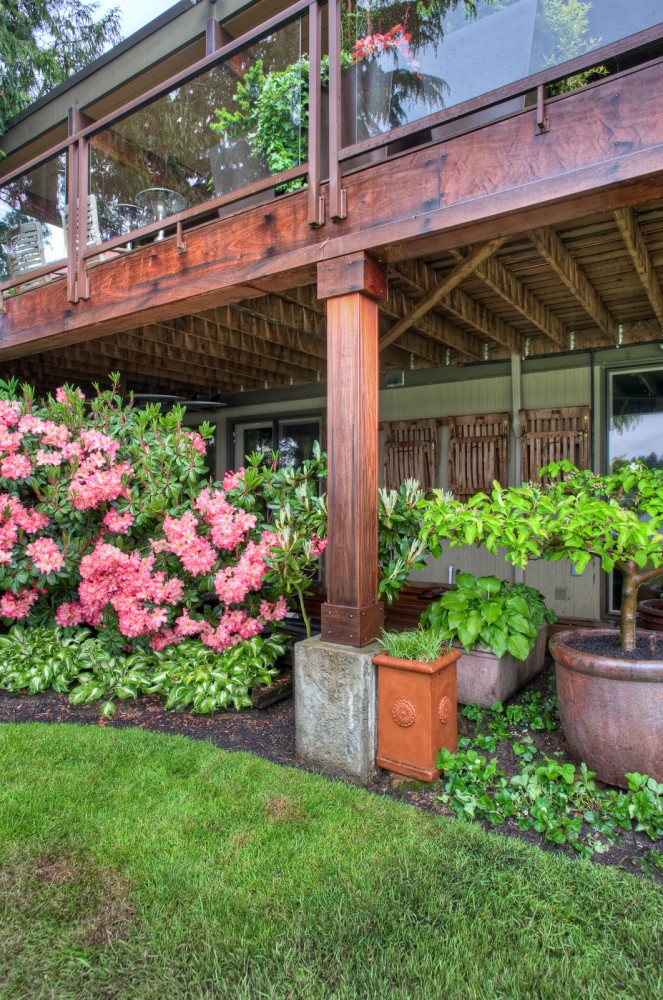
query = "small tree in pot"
(421, 460, 663, 786)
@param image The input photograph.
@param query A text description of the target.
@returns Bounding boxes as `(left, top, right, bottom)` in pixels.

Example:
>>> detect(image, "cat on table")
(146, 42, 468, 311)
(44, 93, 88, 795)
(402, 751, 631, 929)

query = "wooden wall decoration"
(448, 412, 510, 500)
(383, 419, 439, 491)
(519, 406, 591, 483)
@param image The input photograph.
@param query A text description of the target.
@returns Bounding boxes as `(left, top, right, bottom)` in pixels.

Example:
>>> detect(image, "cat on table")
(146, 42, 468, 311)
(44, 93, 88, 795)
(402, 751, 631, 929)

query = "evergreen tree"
(0, 0, 121, 137)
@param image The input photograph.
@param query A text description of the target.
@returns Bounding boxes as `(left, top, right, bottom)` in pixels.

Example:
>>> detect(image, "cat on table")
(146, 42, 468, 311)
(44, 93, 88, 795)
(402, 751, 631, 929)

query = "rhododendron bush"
(0, 375, 327, 659)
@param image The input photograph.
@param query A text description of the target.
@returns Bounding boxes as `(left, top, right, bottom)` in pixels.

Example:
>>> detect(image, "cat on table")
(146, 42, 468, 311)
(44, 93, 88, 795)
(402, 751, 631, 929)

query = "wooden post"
(318, 251, 387, 645)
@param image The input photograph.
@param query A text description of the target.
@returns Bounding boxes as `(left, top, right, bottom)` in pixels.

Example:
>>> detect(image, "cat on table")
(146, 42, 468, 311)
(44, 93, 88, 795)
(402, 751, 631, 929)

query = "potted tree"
(420, 572, 555, 707)
(422, 460, 663, 787)
(373, 627, 460, 781)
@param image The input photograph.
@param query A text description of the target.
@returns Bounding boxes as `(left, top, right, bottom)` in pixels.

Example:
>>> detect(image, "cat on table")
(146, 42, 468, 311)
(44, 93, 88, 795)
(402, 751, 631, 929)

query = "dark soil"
(1, 658, 661, 883)
(566, 633, 663, 660)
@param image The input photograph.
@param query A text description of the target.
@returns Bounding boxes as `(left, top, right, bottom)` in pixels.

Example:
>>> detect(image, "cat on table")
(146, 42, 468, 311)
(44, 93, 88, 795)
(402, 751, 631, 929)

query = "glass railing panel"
(0, 153, 66, 283)
(89, 16, 308, 242)
(342, 0, 663, 146)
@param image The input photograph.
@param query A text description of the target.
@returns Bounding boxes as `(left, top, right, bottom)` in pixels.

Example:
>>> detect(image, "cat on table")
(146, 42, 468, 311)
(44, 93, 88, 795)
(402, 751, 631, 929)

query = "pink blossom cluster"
(195, 487, 256, 549)
(103, 508, 135, 534)
(25, 537, 65, 575)
(56, 541, 184, 638)
(1, 454, 32, 480)
(186, 430, 207, 456)
(55, 386, 85, 404)
(0, 587, 38, 620)
(214, 533, 276, 605)
(68, 431, 132, 510)
(0, 495, 49, 566)
(221, 467, 245, 491)
(309, 534, 327, 558)
(160, 512, 217, 575)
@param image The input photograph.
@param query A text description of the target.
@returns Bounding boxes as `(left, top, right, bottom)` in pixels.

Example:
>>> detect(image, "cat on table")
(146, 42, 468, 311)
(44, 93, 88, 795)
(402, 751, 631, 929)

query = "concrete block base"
(295, 635, 382, 784)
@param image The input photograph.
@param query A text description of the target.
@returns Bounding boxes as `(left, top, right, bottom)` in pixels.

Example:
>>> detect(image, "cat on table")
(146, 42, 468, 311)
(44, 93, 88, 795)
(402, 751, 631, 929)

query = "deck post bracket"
(536, 84, 550, 135)
(176, 220, 187, 253)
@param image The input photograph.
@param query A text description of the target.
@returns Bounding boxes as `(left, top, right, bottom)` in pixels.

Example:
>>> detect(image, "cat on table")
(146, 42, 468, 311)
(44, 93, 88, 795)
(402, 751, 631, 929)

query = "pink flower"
(0, 401, 20, 428)
(38, 421, 70, 449)
(103, 508, 135, 534)
(35, 449, 64, 467)
(195, 487, 256, 549)
(186, 431, 207, 456)
(26, 537, 65, 574)
(55, 386, 85, 404)
(222, 468, 245, 491)
(18, 414, 43, 434)
(214, 537, 271, 605)
(309, 534, 327, 558)
(55, 602, 85, 627)
(0, 587, 38, 620)
(1, 454, 31, 480)
(162, 512, 217, 575)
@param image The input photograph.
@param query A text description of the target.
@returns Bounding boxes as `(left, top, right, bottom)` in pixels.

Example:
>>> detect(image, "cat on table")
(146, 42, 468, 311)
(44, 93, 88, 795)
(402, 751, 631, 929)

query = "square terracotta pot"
(373, 649, 460, 782)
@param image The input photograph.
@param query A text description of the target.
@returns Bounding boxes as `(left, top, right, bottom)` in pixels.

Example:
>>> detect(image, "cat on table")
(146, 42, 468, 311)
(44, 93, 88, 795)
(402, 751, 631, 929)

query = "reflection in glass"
(609, 367, 663, 471)
(89, 18, 306, 243)
(0, 154, 66, 281)
(343, 0, 663, 144)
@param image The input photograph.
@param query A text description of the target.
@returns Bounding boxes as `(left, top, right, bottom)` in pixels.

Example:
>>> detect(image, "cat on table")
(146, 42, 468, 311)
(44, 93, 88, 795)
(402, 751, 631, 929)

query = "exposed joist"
(529, 226, 616, 342)
(614, 207, 663, 327)
(384, 290, 483, 362)
(149, 318, 319, 381)
(395, 258, 521, 354)
(450, 248, 566, 347)
(380, 239, 506, 350)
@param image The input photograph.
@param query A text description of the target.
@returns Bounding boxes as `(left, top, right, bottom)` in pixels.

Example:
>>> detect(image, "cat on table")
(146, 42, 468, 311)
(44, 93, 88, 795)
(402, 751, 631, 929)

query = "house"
(2, 0, 663, 648)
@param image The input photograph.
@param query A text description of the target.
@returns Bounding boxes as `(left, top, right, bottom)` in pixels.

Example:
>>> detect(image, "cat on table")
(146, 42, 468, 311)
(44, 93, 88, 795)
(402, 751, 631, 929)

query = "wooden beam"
(380, 240, 505, 350)
(529, 226, 617, 342)
(319, 253, 385, 646)
(3, 62, 663, 358)
(395, 258, 521, 354)
(614, 207, 663, 327)
(450, 248, 566, 347)
(384, 289, 483, 362)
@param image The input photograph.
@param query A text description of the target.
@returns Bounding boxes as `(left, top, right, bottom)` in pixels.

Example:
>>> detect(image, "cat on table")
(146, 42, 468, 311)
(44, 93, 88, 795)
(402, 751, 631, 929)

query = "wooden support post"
(318, 251, 387, 646)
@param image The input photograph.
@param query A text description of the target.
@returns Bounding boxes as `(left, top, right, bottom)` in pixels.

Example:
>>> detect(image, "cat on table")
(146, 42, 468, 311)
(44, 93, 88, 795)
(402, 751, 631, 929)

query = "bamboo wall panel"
(448, 412, 510, 500)
(520, 405, 591, 482)
(383, 419, 438, 491)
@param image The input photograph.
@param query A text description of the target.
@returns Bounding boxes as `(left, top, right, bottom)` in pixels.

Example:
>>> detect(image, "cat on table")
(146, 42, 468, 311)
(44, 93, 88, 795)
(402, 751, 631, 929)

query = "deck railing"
(1, 0, 662, 308)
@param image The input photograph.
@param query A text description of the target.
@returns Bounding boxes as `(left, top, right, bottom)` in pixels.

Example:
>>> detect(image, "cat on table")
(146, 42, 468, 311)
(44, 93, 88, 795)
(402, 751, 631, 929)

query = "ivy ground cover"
(1, 723, 662, 1000)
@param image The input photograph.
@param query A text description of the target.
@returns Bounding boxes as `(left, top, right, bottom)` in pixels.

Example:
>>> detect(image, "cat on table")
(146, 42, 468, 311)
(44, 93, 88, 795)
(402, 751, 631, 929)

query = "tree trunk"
(620, 574, 639, 652)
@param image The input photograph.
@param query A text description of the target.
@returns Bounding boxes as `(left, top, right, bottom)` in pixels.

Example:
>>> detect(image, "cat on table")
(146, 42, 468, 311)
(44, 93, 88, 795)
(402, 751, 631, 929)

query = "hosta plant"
(421, 572, 556, 661)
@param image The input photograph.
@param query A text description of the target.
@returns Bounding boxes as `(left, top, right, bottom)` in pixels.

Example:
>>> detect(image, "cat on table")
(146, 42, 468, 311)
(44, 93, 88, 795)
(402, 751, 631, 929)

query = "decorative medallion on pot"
(373, 628, 460, 782)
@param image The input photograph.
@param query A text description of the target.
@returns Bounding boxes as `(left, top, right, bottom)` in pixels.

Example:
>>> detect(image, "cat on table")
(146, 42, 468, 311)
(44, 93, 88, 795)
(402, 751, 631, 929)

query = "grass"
(0, 723, 661, 999)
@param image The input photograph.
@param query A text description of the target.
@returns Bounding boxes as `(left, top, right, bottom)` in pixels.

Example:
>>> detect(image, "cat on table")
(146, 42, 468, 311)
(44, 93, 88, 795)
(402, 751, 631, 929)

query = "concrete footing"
(294, 635, 381, 784)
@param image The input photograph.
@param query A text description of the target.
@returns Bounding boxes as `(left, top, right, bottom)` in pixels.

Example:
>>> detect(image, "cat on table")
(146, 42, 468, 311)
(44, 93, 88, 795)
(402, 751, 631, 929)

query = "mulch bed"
(1, 658, 661, 883)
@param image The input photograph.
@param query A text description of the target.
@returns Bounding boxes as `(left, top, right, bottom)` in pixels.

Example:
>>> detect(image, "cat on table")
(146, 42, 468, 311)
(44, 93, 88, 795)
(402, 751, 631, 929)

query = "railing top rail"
(0, 0, 320, 188)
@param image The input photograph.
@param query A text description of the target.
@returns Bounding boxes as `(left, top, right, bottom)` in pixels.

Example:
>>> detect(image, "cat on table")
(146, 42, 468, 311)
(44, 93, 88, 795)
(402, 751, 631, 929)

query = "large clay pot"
(373, 648, 460, 782)
(638, 598, 663, 633)
(549, 628, 663, 788)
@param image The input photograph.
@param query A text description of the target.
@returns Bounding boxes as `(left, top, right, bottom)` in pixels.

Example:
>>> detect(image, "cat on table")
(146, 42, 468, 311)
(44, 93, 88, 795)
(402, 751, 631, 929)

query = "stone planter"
(373, 648, 461, 782)
(455, 627, 547, 708)
(549, 628, 663, 788)
(638, 598, 663, 633)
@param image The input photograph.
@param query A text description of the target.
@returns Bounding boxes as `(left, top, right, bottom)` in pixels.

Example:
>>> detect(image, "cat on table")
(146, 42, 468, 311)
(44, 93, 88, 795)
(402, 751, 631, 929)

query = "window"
(607, 365, 663, 612)
(232, 415, 321, 469)
(608, 366, 663, 472)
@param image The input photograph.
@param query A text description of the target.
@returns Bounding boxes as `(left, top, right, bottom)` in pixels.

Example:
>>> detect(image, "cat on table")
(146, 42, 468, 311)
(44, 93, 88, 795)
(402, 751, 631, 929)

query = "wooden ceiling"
(8, 197, 663, 399)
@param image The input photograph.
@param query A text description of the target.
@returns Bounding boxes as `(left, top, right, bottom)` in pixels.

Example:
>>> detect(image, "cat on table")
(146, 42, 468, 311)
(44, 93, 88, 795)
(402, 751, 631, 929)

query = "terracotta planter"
(549, 628, 663, 788)
(373, 649, 461, 782)
(456, 627, 547, 708)
(638, 598, 663, 633)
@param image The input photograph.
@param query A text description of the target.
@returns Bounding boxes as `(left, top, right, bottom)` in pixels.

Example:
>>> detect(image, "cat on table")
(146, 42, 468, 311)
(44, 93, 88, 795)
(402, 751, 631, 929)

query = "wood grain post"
(318, 251, 387, 645)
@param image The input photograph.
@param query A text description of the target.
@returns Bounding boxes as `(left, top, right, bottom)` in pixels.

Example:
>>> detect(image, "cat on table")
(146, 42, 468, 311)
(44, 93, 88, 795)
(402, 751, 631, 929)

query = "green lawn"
(0, 724, 661, 999)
